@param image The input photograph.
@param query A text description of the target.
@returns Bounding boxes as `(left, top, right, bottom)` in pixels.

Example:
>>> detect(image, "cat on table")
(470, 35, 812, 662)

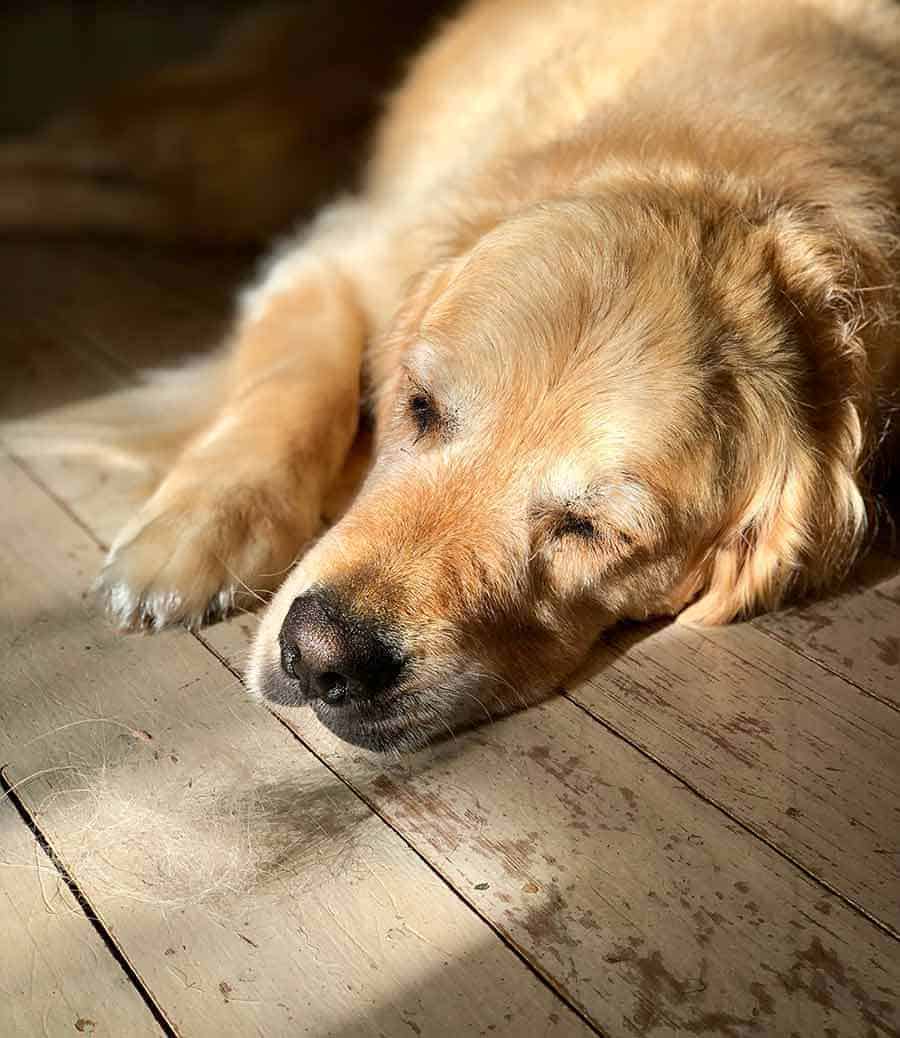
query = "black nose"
(278, 590, 404, 706)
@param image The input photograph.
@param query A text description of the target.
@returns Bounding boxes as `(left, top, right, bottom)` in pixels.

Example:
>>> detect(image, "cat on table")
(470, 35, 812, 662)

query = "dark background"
(0, 2, 460, 241)
(2, 3, 256, 134)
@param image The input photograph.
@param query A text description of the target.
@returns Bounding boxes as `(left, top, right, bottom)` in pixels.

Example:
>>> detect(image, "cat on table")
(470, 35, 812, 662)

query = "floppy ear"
(676, 205, 888, 625)
(677, 447, 867, 625)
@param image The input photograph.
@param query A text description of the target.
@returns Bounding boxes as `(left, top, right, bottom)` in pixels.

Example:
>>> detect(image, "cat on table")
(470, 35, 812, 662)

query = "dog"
(16, 0, 900, 752)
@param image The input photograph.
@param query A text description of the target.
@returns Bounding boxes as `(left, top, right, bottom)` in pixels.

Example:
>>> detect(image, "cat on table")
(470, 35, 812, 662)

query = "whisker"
(216, 561, 268, 605)
(446, 687, 496, 724)
(463, 663, 529, 709)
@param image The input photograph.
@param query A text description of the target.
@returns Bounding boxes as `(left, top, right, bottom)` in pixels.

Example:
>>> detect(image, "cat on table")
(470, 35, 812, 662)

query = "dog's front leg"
(97, 248, 367, 630)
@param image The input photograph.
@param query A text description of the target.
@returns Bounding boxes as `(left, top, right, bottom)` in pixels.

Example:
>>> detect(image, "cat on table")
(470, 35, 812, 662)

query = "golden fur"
(14, 0, 900, 750)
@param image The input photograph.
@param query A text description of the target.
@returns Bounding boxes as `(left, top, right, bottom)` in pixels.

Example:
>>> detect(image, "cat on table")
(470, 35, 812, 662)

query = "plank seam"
(20, 303, 137, 386)
(0, 768, 180, 1038)
(8, 452, 603, 1037)
(747, 622, 900, 715)
(6, 452, 114, 551)
(561, 692, 900, 945)
(195, 631, 608, 1038)
(15, 444, 899, 988)
(14, 447, 900, 947)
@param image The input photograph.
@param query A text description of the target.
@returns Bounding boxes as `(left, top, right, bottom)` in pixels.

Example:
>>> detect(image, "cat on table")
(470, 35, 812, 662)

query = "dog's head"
(250, 189, 878, 751)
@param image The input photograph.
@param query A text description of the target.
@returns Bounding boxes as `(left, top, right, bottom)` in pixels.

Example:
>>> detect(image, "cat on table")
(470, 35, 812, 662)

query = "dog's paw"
(97, 479, 319, 631)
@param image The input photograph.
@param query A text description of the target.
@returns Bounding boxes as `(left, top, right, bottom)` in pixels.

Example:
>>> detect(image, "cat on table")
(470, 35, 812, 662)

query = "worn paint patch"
(873, 635, 899, 667)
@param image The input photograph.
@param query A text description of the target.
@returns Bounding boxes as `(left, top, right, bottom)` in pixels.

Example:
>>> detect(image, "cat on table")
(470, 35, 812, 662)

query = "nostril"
(280, 640, 302, 681)
(314, 671, 349, 704)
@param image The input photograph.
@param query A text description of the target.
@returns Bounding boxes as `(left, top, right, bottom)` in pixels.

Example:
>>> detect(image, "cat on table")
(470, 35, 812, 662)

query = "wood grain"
(567, 620, 900, 934)
(754, 550, 900, 710)
(209, 616, 900, 1038)
(0, 797, 164, 1037)
(0, 241, 247, 406)
(0, 455, 590, 1038)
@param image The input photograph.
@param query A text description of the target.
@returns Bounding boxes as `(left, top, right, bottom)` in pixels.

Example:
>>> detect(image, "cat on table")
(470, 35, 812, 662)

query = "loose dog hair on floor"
(8, 0, 900, 752)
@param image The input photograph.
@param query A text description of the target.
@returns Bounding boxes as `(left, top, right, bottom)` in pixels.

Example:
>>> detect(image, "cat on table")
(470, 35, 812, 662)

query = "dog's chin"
(254, 659, 509, 753)
(255, 667, 440, 753)
(309, 699, 430, 753)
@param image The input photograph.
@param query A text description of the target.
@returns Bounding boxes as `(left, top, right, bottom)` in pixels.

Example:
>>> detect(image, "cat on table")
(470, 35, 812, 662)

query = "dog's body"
(24, 0, 900, 750)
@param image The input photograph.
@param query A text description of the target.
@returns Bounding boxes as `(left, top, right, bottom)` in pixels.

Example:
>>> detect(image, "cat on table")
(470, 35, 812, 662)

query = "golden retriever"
(23, 0, 900, 751)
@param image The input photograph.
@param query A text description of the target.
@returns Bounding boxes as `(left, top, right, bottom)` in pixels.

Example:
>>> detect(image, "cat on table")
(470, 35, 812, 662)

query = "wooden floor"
(1, 241, 898, 1038)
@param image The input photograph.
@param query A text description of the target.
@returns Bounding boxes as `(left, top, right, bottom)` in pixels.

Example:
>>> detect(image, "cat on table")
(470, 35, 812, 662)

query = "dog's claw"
(96, 574, 240, 632)
(95, 568, 223, 632)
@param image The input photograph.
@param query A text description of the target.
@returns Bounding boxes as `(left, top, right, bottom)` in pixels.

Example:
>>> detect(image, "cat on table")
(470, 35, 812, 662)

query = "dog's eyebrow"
(405, 370, 437, 400)
(587, 477, 657, 510)
(401, 340, 441, 383)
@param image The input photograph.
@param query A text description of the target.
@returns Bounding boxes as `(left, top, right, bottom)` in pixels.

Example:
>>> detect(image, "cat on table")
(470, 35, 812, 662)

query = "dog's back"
(5, 1, 898, 245)
(371, 0, 900, 203)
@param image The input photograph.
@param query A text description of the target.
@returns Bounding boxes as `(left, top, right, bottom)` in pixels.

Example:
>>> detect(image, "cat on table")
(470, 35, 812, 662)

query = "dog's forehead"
(407, 322, 702, 459)
(403, 215, 714, 492)
(418, 228, 603, 374)
(415, 240, 702, 402)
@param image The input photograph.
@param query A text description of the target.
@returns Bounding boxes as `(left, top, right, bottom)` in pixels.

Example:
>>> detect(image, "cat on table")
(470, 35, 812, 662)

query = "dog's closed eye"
(540, 508, 638, 553)
(554, 513, 597, 540)
(408, 392, 439, 439)
(530, 507, 599, 547)
(404, 382, 450, 445)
